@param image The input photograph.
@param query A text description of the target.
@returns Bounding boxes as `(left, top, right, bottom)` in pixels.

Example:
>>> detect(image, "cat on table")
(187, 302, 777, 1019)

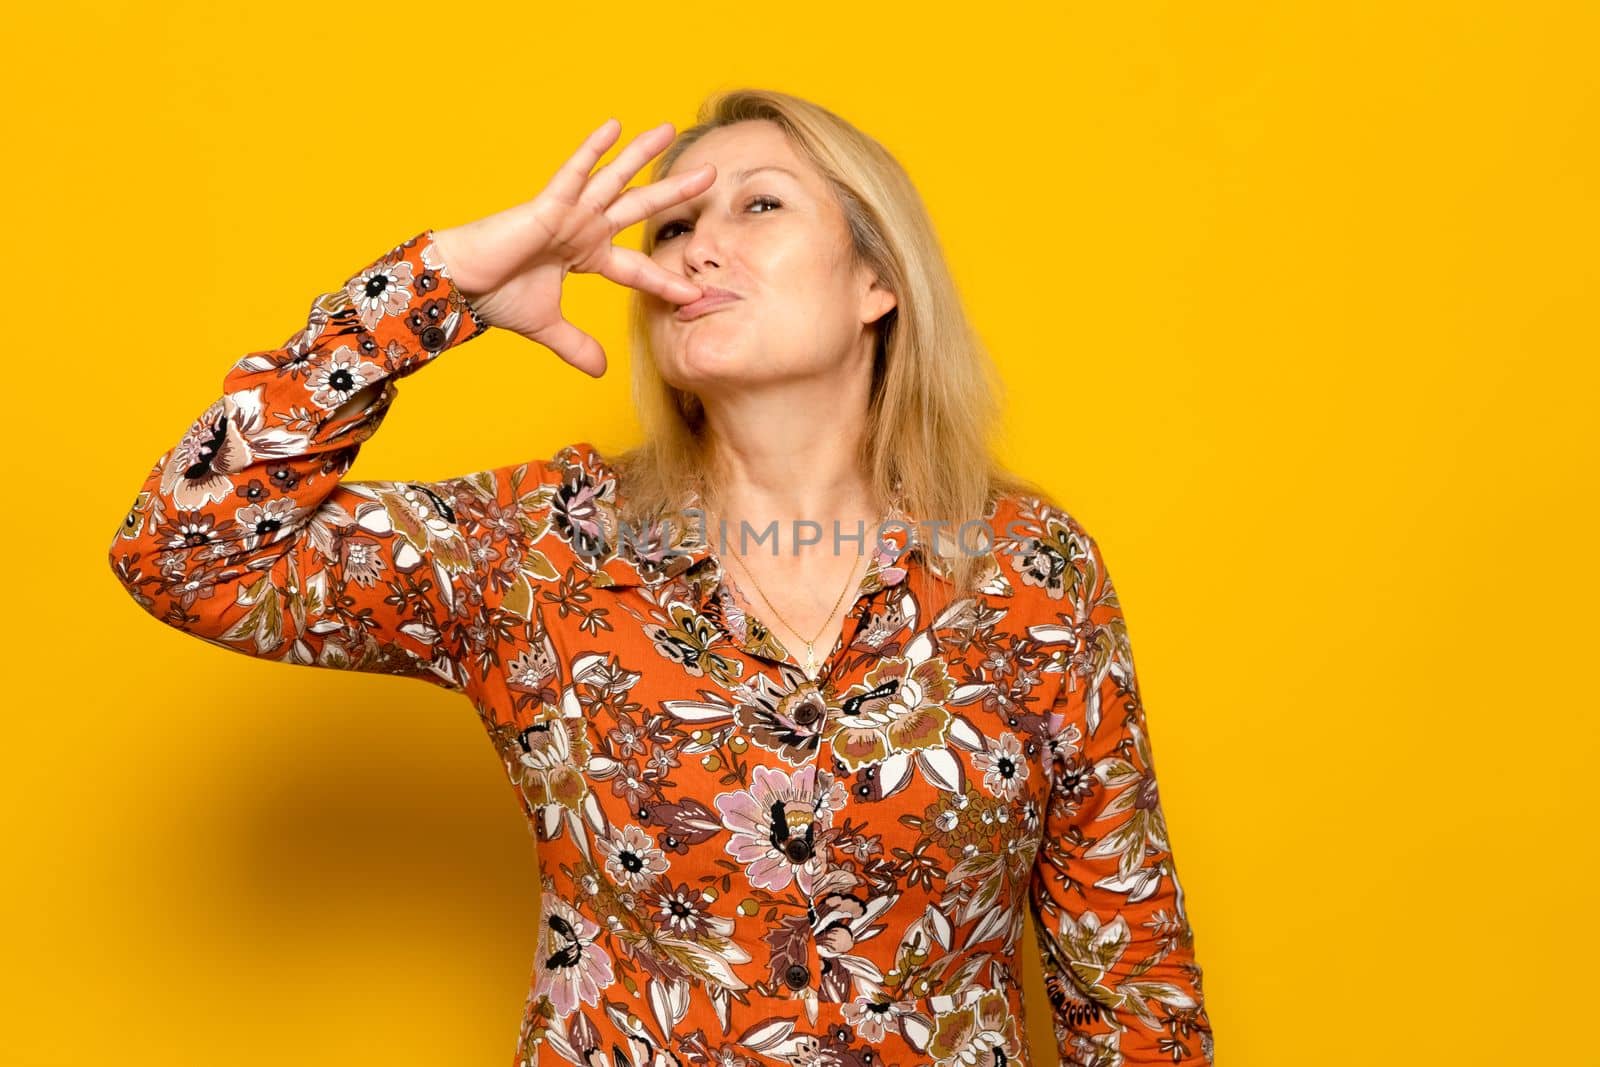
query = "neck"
(696, 375, 882, 558)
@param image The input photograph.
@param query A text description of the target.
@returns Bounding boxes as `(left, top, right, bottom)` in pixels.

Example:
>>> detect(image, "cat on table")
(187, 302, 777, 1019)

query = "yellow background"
(5, 1, 1595, 1064)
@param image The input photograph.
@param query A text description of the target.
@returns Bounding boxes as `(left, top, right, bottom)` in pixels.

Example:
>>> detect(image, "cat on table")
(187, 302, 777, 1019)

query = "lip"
(676, 287, 742, 321)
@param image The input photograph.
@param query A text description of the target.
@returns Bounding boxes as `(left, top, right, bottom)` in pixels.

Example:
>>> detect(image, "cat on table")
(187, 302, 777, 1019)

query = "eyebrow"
(650, 165, 803, 229)
(732, 165, 801, 183)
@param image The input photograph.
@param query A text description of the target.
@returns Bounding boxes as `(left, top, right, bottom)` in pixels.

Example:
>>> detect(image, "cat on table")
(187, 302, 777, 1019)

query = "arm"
(108, 229, 494, 691)
(1028, 529, 1216, 1064)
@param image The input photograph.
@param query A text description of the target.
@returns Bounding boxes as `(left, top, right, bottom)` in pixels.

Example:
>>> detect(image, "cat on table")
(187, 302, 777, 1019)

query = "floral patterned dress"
(108, 230, 1215, 1067)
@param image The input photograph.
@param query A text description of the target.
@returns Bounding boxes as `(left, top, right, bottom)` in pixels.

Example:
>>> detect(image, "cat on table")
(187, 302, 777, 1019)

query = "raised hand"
(431, 119, 713, 377)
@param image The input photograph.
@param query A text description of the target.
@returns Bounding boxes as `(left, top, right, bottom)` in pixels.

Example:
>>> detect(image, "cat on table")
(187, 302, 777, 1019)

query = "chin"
(668, 335, 764, 383)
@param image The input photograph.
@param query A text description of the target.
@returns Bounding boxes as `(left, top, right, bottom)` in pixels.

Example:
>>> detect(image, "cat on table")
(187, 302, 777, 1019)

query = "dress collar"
(558, 442, 1013, 600)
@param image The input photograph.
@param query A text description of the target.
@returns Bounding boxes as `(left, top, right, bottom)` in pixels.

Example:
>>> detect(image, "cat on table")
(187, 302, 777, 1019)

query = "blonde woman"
(110, 88, 1214, 1066)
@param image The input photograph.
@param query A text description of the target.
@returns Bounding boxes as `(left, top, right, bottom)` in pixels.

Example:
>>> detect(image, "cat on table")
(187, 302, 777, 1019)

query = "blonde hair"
(607, 87, 1042, 616)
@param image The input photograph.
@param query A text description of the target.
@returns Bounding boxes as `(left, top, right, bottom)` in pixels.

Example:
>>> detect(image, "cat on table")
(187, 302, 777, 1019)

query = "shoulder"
(408, 440, 621, 567)
(983, 487, 1111, 604)
(410, 442, 632, 626)
(430, 440, 615, 509)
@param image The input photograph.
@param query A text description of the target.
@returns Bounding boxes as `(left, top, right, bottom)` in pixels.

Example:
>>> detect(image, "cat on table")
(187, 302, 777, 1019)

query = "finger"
(545, 118, 624, 204)
(528, 317, 607, 378)
(581, 121, 680, 209)
(599, 245, 705, 304)
(605, 163, 716, 233)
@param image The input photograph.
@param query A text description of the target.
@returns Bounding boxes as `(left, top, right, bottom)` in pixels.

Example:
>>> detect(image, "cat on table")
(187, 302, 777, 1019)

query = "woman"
(109, 89, 1214, 1067)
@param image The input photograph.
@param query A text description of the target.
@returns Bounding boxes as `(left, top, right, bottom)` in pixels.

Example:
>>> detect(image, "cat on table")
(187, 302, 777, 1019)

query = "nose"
(681, 214, 724, 278)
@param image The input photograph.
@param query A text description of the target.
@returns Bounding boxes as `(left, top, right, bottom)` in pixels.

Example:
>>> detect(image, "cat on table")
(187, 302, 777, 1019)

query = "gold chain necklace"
(714, 510, 883, 680)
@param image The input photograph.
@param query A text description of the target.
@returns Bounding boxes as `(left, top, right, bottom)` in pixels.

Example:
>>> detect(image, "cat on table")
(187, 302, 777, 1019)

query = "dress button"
(783, 963, 811, 989)
(783, 837, 813, 863)
(419, 325, 447, 351)
(793, 700, 821, 726)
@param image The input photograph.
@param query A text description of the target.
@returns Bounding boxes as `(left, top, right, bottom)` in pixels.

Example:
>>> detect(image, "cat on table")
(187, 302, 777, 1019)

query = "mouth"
(676, 288, 742, 321)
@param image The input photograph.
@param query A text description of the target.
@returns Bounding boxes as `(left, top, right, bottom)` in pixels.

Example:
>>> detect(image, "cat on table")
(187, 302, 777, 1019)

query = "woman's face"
(642, 120, 895, 394)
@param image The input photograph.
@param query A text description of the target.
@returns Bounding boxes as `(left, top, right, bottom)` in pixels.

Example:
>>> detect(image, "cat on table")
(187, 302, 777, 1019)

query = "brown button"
(793, 699, 821, 726)
(783, 837, 813, 863)
(419, 325, 447, 351)
(783, 963, 811, 989)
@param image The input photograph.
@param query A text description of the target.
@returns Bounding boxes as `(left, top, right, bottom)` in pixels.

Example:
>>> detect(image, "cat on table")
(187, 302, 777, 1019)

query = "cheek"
(761, 253, 854, 329)
(758, 240, 833, 296)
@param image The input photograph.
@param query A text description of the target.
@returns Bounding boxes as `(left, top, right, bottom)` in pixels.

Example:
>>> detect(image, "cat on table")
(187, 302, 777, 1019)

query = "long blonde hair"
(607, 88, 1041, 615)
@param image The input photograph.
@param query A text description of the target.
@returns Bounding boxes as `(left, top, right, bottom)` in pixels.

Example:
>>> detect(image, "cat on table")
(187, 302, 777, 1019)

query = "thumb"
(528, 317, 608, 379)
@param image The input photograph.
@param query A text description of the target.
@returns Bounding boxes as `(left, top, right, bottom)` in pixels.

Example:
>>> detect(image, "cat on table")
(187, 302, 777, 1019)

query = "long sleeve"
(108, 228, 493, 692)
(1028, 529, 1215, 1065)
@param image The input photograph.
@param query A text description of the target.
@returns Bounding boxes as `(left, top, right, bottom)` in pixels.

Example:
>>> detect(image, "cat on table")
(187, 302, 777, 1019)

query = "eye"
(653, 196, 783, 242)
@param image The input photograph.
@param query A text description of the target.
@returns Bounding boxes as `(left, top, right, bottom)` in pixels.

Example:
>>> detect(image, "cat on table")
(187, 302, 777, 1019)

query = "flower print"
(1083, 719, 1172, 897)
(1048, 905, 1200, 1032)
(1020, 797, 1041, 834)
(346, 255, 414, 331)
(1051, 752, 1097, 811)
(281, 494, 355, 568)
(715, 765, 848, 895)
(840, 994, 918, 1043)
(645, 744, 680, 776)
(572, 652, 644, 702)
(1054, 908, 1150, 1023)
(264, 329, 321, 383)
(854, 599, 912, 653)
(607, 710, 650, 760)
(111, 239, 1216, 1067)
(606, 759, 658, 813)
(505, 709, 592, 815)
(733, 675, 832, 765)
(923, 990, 1023, 1067)
(811, 888, 895, 1003)
(971, 731, 1029, 800)
(714, 582, 790, 663)
(265, 462, 300, 492)
(1004, 509, 1091, 601)
(783, 1035, 826, 1067)
(160, 558, 224, 610)
(339, 537, 386, 587)
(831, 657, 957, 772)
(465, 530, 503, 576)
(642, 602, 743, 685)
(160, 398, 255, 510)
(233, 477, 270, 505)
(231, 496, 298, 551)
(832, 818, 885, 866)
(166, 514, 221, 551)
(1002, 832, 1038, 887)
(472, 494, 523, 542)
(533, 895, 613, 1019)
(812, 893, 866, 959)
(550, 474, 613, 556)
(505, 633, 561, 702)
(615, 512, 698, 584)
(918, 789, 995, 859)
(596, 824, 669, 891)
(305, 344, 386, 412)
(643, 881, 733, 940)
(863, 522, 912, 591)
(361, 481, 472, 574)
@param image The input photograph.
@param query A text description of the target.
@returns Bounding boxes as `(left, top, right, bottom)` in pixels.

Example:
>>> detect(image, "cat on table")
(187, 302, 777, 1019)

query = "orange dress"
(108, 229, 1215, 1067)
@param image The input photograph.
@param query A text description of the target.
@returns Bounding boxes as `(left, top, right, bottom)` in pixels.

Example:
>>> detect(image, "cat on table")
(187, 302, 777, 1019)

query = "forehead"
(663, 120, 815, 191)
